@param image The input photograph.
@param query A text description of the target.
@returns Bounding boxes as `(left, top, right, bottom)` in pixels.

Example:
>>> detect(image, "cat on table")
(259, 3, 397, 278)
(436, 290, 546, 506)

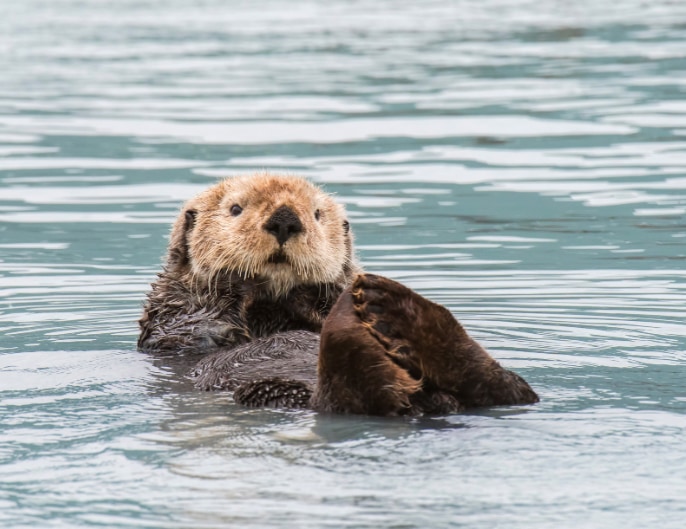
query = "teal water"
(1, 1, 685, 527)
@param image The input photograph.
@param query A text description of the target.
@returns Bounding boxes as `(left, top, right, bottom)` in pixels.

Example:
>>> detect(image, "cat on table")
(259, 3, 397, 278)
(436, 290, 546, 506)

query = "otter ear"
(167, 208, 197, 268)
(343, 220, 350, 234)
(184, 209, 197, 230)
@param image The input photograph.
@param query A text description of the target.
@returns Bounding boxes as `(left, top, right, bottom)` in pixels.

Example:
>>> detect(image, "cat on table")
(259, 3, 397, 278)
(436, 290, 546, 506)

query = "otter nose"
(263, 205, 303, 246)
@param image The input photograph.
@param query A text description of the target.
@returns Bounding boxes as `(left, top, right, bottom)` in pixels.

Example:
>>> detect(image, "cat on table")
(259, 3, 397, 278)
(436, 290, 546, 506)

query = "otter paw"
(351, 274, 417, 341)
(233, 378, 313, 409)
(350, 274, 423, 368)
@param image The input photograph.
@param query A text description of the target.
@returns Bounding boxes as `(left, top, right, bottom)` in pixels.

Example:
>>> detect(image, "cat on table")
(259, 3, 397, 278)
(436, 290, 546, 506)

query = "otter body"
(140, 173, 538, 416)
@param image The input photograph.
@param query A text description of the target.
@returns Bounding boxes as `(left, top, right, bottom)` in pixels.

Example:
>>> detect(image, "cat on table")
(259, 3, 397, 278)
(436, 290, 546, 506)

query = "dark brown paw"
(351, 274, 421, 369)
(350, 274, 461, 376)
(314, 288, 422, 416)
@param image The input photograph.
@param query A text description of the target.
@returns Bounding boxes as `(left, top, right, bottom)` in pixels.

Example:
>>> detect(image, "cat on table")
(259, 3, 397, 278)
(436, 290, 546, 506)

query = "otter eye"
(343, 220, 350, 234)
(230, 204, 243, 216)
(314, 209, 321, 221)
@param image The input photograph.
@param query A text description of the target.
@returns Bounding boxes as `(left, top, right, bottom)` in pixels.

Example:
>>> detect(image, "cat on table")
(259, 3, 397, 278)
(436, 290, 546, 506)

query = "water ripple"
(2, 1, 686, 528)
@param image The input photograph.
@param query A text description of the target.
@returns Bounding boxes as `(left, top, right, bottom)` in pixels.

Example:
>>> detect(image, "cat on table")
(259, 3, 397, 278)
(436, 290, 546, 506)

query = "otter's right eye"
(230, 204, 243, 216)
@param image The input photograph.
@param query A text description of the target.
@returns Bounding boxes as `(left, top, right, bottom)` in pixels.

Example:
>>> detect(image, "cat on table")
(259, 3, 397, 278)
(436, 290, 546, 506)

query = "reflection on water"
(1, 0, 685, 527)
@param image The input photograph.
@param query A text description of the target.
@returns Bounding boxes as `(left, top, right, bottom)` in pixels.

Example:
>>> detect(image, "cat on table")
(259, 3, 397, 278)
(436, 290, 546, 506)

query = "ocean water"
(1, 1, 685, 527)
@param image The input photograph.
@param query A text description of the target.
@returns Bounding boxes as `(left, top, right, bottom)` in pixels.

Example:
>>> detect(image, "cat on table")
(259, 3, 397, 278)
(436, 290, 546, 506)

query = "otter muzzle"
(264, 205, 303, 246)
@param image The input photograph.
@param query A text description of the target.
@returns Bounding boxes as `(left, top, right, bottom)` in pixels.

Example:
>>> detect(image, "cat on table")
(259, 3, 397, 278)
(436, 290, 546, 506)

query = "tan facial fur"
(169, 173, 356, 297)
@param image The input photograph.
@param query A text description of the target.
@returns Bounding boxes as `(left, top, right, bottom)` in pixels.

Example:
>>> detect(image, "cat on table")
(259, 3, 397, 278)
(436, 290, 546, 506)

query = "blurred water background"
(1, 1, 685, 527)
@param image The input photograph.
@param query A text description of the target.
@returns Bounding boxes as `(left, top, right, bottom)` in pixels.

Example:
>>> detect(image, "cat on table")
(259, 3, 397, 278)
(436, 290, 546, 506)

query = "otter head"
(167, 173, 358, 297)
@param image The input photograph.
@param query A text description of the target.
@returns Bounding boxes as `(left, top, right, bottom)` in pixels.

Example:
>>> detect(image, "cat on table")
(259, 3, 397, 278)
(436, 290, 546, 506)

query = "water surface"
(1, 1, 685, 527)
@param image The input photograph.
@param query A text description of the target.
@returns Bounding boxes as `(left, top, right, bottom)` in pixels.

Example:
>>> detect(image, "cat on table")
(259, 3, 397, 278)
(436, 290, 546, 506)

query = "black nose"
(263, 205, 303, 246)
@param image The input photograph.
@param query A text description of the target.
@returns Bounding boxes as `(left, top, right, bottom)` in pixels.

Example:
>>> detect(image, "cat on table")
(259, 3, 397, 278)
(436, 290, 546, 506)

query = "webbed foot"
(314, 274, 538, 415)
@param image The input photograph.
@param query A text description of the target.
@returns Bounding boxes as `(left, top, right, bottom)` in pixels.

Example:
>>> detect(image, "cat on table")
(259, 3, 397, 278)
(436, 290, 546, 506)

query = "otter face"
(169, 173, 356, 296)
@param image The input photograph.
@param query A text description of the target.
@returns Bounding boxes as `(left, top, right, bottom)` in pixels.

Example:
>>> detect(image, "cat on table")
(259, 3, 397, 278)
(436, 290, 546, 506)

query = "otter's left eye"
(314, 209, 321, 221)
(230, 204, 243, 216)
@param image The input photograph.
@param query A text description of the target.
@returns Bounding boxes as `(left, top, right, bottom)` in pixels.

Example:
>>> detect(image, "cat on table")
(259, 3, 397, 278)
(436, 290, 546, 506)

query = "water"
(1, 0, 685, 527)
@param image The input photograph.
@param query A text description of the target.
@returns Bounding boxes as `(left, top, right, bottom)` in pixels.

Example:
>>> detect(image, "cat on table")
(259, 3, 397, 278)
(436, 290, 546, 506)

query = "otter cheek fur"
(139, 173, 538, 415)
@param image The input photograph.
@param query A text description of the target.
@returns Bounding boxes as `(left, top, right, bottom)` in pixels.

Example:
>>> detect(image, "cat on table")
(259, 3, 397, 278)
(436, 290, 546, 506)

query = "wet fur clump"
(192, 330, 319, 393)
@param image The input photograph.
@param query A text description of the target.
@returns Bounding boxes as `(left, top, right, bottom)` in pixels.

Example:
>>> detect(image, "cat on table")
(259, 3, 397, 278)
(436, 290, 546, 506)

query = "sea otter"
(139, 173, 538, 415)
